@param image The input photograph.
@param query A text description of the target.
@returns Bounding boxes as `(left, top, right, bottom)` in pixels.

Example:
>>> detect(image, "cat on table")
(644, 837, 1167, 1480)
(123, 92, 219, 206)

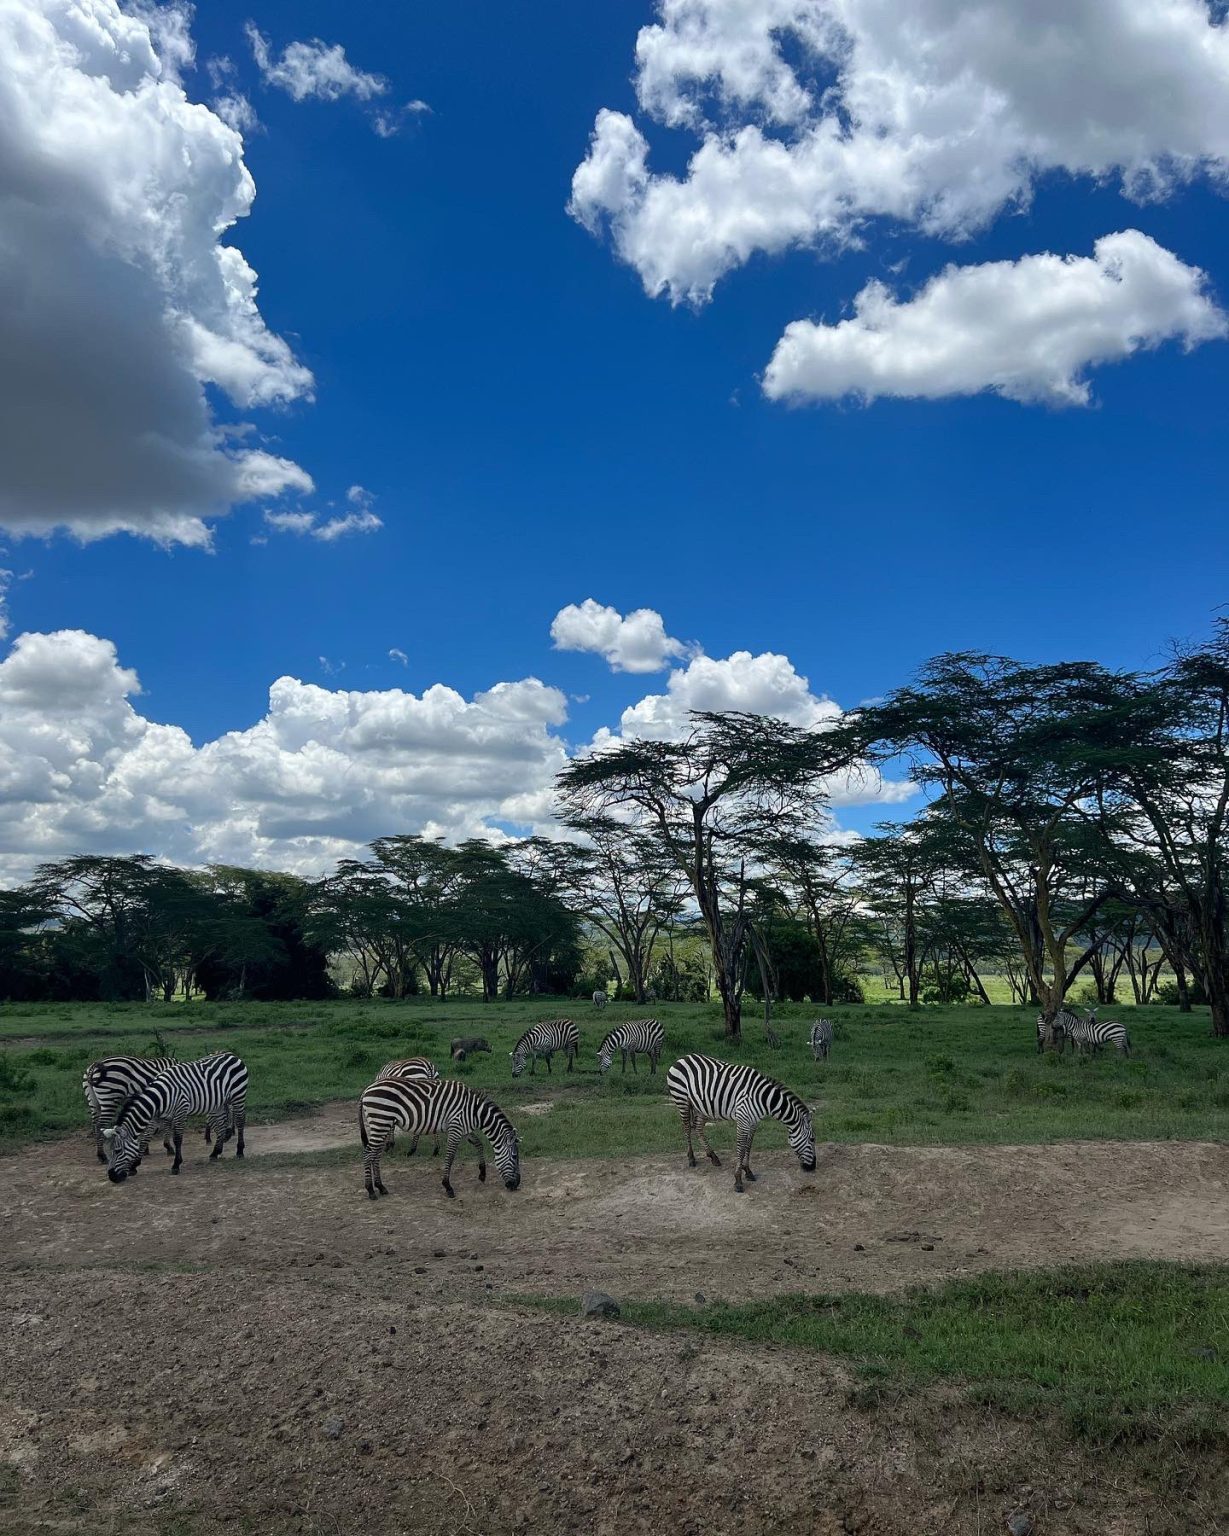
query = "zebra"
(103, 1052, 249, 1182)
(83, 1056, 175, 1161)
(809, 1019, 834, 1061)
(1051, 1006, 1131, 1057)
(358, 1077, 520, 1199)
(592, 990, 608, 1008)
(597, 1019, 663, 1075)
(666, 1053, 817, 1194)
(375, 1056, 441, 1155)
(596, 1019, 663, 1081)
(510, 1019, 578, 1077)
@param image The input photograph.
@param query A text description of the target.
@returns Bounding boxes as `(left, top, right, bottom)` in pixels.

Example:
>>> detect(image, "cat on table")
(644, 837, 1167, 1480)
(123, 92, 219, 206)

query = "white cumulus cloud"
(263, 487, 384, 542)
(246, 24, 387, 102)
(572, 0, 1229, 306)
(764, 231, 1227, 406)
(0, 630, 571, 880)
(550, 599, 689, 673)
(0, 0, 316, 546)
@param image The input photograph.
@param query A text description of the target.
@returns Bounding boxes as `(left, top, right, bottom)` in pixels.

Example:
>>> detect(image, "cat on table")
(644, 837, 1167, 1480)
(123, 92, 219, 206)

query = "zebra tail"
(359, 1103, 369, 1149)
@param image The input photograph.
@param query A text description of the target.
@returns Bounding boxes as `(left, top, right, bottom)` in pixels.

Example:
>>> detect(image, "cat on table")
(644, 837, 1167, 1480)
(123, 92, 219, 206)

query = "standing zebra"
(358, 1077, 520, 1199)
(666, 1053, 816, 1194)
(809, 1019, 834, 1061)
(510, 1019, 579, 1077)
(103, 1052, 248, 1182)
(592, 990, 608, 1008)
(597, 1019, 664, 1075)
(376, 1057, 441, 1154)
(83, 1056, 175, 1161)
(1042, 1007, 1131, 1057)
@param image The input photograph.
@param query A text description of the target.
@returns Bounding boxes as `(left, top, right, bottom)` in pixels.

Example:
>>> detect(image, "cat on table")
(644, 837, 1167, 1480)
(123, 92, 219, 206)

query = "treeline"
(1, 622, 1225, 1035)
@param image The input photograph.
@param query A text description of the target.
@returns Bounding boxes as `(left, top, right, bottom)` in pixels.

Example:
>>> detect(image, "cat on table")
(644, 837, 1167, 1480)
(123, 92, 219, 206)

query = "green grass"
(520, 1261, 1229, 1448)
(1, 996, 1226, 1156)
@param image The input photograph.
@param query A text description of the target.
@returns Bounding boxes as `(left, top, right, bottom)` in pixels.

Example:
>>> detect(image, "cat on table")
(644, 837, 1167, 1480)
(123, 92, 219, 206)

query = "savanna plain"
(2, 997, 1228, 1536)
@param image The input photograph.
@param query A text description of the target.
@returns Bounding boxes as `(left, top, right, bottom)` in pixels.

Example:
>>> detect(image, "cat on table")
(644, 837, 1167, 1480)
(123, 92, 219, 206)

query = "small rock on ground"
(580, 1291, 620, 1319)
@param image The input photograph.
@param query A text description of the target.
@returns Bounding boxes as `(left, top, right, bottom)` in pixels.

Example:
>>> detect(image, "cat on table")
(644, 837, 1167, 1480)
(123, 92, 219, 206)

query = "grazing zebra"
(666, 1053, 816, 1194)
(83, 1056, 175, 1161)
(597, 1018, 663, 1075)
(358, 1077, 520, 1199)
(809, 1019, 834, 1061)
(510, 1019, 579, 1077)
(103, 1052, 248, 1182)
(592, 990, 608, 1008)
(375, 1057, 441, 1154)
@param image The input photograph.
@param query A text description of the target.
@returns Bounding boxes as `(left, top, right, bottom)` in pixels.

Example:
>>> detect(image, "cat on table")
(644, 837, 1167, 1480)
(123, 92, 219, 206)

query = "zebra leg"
(620, 1050, 627, 1074)
(740, 1123, 758, 1183)
(442, 1128, 463, 1198)
(696, 1119, 721, 1167)
(468, 1132, 487, 1183)
(733, 1127, 752, 1193)
(366, 1136, 389, 1198)
(204, 1122, 212, 1145)
(681, 1107, 697, 1168)
(650, 1051, 658, 1075)
(631, 1052, 638, 1075)
(567, 1046, 574, 1074)
(208, 1111, 227, 1159)
(92, 1106, 106, 1162)
(432, 1134, 440, 1156)
(234, 1108, 245, 1159)
(406, 1132, 419, 1157)
(170, 1124, 184, 1175)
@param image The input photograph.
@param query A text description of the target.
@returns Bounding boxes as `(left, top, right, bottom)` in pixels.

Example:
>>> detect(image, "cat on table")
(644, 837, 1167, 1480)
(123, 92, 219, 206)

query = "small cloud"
(312, 510, 382, 542)
(264, 509, 317, 535)
(550, 598, 692, 673)
(262, 495, 383, 542)
(318, 656, 345, 676)
(247, 24, 387, 103)
(388, 647, 409, 667)
(371, 100, 433, 137)
(0, 568, 13, 641)
(214, 93, 260, 135)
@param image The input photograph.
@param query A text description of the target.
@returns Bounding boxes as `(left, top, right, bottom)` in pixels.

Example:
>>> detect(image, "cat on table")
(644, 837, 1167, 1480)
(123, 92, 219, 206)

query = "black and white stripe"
(510, 1019, 578, 1077)
(597, 1019, 663, 1075)
(666, 1053, 816, 1194)
(809, 1019, 834, 1061)
(359, 1077, 520, 1199)
(592, 990, 608, 1008)
(104, 1052, 249, 1181)
(84, 1056, 175, 1161)
(375, 1057, 441, 1154)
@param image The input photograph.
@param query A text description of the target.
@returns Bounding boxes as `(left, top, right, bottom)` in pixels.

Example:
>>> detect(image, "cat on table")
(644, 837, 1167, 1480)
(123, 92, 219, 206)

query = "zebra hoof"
(478, 1167, 487, 1183)
(170, 1165, 180, 1175)
(733, 1184, 745, 1194)
(744, 1171, 757, 1182)
(367, 1189, 377, 1201)
(236, 1149, 244, 1159)
(707, 1152, 721, 1167)
(687, 1154, 697, 1168)
(96, 1151, 107, 1163)
(443, 1185, 455, 1199)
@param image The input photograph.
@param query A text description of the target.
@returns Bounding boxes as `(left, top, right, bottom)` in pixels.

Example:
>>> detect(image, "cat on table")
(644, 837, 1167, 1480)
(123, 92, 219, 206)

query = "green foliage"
(519, 1262, 1229, 1448)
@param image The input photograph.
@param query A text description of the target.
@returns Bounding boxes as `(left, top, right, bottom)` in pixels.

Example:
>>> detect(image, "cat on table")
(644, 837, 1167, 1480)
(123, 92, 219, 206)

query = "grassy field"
(1, 995, 1226, 1157)
(522, 1261, 1229, 1450)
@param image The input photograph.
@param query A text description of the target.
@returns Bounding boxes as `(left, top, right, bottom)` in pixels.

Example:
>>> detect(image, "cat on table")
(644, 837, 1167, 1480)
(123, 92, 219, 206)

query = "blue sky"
(1, 1, 1227, 872)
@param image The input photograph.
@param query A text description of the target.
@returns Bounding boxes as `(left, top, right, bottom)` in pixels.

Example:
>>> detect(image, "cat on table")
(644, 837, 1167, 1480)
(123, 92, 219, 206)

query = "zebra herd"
(82, 1001, 1132, 1199)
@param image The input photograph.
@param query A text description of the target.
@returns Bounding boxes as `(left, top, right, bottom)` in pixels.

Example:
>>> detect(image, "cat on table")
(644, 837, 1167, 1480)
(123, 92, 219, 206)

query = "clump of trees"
(1, 623, 1224, 1033)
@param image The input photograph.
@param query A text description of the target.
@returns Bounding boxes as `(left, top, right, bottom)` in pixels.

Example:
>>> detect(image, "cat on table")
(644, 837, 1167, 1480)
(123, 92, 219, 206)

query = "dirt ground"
(3, 1109, 1228, 1536)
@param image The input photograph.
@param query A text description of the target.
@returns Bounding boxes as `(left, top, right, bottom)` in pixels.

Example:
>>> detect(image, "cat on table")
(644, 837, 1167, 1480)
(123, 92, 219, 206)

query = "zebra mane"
(477, 1093, 516, 1143)
(773, 1079, 809, 1120)
(113, 1079, 159, 1131)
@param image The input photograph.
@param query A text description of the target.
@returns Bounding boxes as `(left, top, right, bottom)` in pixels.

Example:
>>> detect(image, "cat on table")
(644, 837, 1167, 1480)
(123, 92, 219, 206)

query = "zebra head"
(483, 1105, 521, 1190)
(102, 1122, 143, 1183)
(509, 1043, 529, 1078)
(785, 1099, 817, 1173)
(596, 1038, 616, 1074)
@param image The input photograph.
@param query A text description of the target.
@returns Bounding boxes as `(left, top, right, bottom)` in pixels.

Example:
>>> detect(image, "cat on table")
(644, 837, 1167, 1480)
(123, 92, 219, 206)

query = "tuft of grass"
(519, 1262, 1229, 1448)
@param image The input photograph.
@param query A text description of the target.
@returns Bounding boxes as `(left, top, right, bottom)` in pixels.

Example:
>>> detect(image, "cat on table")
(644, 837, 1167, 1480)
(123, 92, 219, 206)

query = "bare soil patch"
(2, 1113, 1227, 1534)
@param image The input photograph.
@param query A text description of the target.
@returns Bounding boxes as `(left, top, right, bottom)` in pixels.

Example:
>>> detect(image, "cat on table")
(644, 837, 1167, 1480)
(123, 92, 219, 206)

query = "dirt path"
(2, 1115, 1227, 1535)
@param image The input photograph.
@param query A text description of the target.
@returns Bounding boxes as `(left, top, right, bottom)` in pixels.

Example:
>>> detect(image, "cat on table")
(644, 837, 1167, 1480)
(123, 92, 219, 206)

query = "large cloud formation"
(0, 627, 912, 878)
(764, 231, 1227, 406)
(0, 0, 314, 545)
(571, 0, 1229, 306)
(0, 629, 571, 878)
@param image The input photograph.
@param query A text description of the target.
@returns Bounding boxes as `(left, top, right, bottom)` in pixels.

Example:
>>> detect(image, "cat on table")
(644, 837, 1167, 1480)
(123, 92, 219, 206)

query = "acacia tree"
(1095, 622, 1229, 1037)
(556, 712, 849, 1041)
(842, 656, 1126, 1018)
(525, 824, 686, 1003)
(849, 820, 950, 1009)
(761, 834, 862, 1006)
